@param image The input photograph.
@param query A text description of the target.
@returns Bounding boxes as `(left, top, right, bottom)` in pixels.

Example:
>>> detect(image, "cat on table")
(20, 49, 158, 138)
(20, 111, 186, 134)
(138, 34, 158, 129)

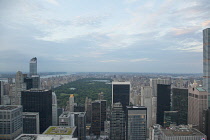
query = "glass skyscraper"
(203, 28, 210, 108)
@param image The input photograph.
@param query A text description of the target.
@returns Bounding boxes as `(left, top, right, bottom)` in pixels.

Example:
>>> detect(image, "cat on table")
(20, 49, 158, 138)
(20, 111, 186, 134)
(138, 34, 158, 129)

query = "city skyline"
(0, 0, 210, 73)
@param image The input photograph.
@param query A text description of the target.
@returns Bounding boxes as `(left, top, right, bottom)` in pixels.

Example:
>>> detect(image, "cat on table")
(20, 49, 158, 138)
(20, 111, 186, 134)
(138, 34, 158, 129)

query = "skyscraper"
(171, 88, 188, 125)
(91, 100, 107, 136)
(0, 81, 3, 105)
(156, 84, 171, 126)
(52, 92, 58, 126)
(22, 112, 40, 134)
(30, 57, 37, 77)
(69, 94, 74, 112)
(203, 28, 210, 107)
(110, 102, 125, 140)
(188, 86, 208, 132)
(112, 81, 130, 112)
(126, 106, 147, 140)
(21, 89, 52, 133)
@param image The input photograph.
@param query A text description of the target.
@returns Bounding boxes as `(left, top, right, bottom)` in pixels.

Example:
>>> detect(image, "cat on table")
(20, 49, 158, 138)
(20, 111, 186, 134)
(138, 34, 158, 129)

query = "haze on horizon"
(0, 0, 210, 73)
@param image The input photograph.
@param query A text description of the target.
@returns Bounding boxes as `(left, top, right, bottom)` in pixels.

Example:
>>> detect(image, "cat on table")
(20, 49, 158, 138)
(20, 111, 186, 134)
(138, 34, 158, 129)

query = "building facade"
(157, 84, 171, 126)
(29, 57, 37, 77)
(0, 105, 23, 140)
(126, 106, 147, 140)
(163, 111, 178, 127)
(52, 92, 58, 126)
(21, 89, 52, 133)
(22, 112, 40, 134)
(171, 88, 188, 125)
(188, 86, 208, 131)
(110, 102, 125, 140)
(112, 81, 130, 112)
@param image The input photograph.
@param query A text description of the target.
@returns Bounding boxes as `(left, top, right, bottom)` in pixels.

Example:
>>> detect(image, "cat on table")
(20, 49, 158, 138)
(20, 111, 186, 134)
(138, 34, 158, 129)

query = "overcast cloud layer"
(0, 0, 210, 73)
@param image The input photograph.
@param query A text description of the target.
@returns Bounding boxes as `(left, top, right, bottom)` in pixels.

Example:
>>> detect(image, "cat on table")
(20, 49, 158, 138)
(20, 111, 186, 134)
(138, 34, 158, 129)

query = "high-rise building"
(85, 97, 92, 123)
(150, 78, 171, 125)
(203, 28, 210, 103)
(31, 75, 40, 89)
(22, 112, 40, 134)
(171, 88, 188, 125)
(52, 92, 58, 126)
(14, 71, 26, 105)
(23, 77, 33, 90)
(69, 94, 74, 112)
(112, 81, 130, 112)
(141, 86, 153, 129)
(163, 111, 178, 127)
(156, 84, 171, 126)
(0, 81, 3, 105)
(110, 102, 125, 140)
(0, 105, 23, 140)
(30, 57, 37, 77)
(91, 100, 107, 136)
(203, 109, 210, 140)
(188, 86, 208, 132)
(21, 89, 52, 133)
(126, 106, 147, 140)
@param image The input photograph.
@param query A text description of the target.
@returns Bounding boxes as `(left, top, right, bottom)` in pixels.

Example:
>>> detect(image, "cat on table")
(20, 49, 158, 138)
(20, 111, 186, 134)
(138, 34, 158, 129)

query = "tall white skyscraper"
(30, 57, 37, 77)
(203, 28, 210, 108)
(52, 92, 58, 126)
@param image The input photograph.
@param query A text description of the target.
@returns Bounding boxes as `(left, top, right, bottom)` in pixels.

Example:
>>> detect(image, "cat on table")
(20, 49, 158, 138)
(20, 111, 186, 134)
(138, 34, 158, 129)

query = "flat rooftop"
(43, 126, 75, 135)
(59, 112, 70, 118)
(15, 134, 77, 140)
(112, 81, 130, 85)
(0, 105, 21, 110)
(22, 112, 39, 115)
(162, 127, 205, 137)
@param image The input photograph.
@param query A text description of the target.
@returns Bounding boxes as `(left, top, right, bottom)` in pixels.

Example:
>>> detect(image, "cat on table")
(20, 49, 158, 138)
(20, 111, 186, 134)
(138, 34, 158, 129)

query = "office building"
(157, 84, 171, 126)
(163, 111, 178, 127)
(0, 81, 3, 105)
(110, 102, 125, 140)
(112, 81, 130, 112)
(203, 109, 210, 140)
(59, 112, 71, 126)
(0, 105, 23, 140)
(75, 112, 86, 140)
(14, 71, 26, 105)
(159, 126, 207, 140)
(171, 88, 188, 125)
(150, 78, 171, 125)
(30, 57, 37, 77)
(69, 94, 75, 112)
(31, 75, 40, 89)
(23, 77, 33, 90)
(104, 121, 110, 137)
(188, 86, 208, 131)
(141, 86, 153, 129)
(21, 89, 52, 133)
(126, 106, 147, 140)
(85, 97, 92, 123)
(52, 92, 58, 126)
(22, 112, 40, 134)
(91, 101, 101, 136)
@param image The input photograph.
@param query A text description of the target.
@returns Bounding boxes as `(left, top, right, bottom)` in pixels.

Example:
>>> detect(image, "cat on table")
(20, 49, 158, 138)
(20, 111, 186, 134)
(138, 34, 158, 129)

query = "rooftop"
(22, 112, 39, 115)
(162, 126, 205, 137)
(196, 87, 206, 92)
(0, 105, 21, 110)
(15, 134, 77, 140)
(43, 126, 75, 135)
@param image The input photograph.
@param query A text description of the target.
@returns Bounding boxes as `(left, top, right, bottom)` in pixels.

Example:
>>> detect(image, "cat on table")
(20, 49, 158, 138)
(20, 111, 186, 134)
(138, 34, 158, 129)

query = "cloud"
(100, 60, 120, 63)
(130, 58, 156, 62)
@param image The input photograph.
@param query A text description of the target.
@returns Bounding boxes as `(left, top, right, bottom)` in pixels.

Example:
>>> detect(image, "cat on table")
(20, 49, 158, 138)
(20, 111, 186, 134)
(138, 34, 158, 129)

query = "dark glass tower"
(171, 88, 188, 125)
(112, 82, 130, 112)
(21, 89, 52, 133)
(156, 84, 171, 126)
(126, 106, 147, 140)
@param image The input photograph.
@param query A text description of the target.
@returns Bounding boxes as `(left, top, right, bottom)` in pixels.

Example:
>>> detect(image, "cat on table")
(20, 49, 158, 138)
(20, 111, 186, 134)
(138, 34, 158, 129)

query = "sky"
(0, 0, 210, 73)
